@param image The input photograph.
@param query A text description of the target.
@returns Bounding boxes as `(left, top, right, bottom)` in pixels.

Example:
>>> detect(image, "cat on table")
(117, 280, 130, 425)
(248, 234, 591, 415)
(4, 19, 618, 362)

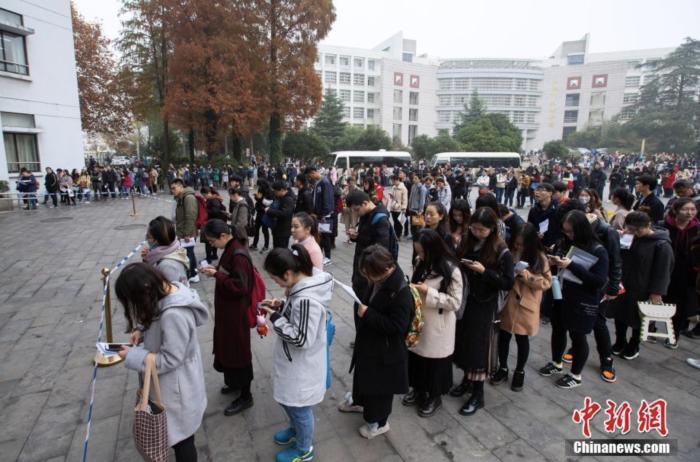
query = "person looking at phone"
(260, 244, 332, 462)
(538, 210, 609, 389)
(452, 207, 514, 416)
(389, 175, 408, 239)
(141, 216, 190, 286)
(200, 219, 256, 416)
(115, 263, 208, 462)
(492, 223, 551, 392)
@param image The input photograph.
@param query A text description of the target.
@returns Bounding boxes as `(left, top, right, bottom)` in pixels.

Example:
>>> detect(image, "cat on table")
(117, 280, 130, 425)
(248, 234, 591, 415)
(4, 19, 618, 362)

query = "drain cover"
(114, 224, 146, 230)
(40, 217, 73, 222)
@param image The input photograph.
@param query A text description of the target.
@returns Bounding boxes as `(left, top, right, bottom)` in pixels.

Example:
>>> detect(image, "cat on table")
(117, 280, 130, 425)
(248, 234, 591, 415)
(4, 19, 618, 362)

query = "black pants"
(173, 434, 197, 462)
(204, 242, 218, 261)
(252, 217, 270, 249)
(497, 330, 529, 372)
(273, 234, 290, 249)
(592, 309, 612, 363)
(614, 320, 640, 349)
(185, 245, 197, 278)
(391, 211, 403, 238)
(359, 394, 393, 426)
(320, 233, 332, 259)
(517, 189, 528, 207)
(46, 192, 58, 206)
(551, 307, 589, 375)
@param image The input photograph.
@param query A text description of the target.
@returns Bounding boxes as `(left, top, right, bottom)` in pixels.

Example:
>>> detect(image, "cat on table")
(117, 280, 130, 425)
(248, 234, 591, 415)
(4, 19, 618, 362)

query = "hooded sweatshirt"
(124, 283, 209, 446)
(269, 270, 333, 407)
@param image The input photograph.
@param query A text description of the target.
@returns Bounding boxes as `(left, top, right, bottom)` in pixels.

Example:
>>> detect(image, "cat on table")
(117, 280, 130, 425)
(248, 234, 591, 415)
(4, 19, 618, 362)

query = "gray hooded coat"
(125, 283, 209, 446)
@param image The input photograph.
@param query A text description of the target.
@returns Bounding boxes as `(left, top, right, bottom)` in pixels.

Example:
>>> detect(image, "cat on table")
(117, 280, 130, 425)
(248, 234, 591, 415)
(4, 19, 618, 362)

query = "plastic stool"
(638, 301, 676, 344)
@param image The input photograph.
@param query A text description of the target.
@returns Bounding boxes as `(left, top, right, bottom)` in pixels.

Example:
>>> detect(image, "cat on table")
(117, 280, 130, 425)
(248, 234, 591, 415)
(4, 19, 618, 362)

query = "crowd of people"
(13, 151, 700, 461)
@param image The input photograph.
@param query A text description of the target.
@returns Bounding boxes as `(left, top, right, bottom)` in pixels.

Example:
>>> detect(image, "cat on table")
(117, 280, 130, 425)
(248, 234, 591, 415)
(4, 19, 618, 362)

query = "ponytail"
(294, 212, 320, 243)
(264, 243, 313, 278)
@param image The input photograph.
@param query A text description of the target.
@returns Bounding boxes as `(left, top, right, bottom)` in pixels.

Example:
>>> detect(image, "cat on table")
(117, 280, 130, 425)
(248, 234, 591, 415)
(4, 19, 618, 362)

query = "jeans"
(504, 189, 515, 207)
(185, 245, 197, 278)
(495, 187, 504, 203)
(173, 434, 197, 462)
(281, 404, 314, 452)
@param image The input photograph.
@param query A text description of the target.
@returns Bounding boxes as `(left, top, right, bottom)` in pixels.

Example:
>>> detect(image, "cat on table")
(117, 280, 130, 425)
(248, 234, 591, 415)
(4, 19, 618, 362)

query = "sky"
(73, 0, 700, 59)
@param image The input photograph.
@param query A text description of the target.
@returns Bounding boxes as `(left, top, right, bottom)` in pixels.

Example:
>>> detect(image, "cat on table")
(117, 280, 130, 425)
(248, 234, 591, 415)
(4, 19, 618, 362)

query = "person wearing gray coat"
(116, 263, 208, 462)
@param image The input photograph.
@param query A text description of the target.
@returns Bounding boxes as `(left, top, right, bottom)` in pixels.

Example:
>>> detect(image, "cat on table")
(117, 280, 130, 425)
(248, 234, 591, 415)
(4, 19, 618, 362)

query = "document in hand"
(560, 246, 598, 285)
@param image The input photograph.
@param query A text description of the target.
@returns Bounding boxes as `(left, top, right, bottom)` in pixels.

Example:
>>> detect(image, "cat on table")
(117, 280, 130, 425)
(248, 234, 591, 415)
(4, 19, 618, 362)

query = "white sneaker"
(323, 257, 332, 266)
(687, 358, 700, 370)
(337, 392, 363, 413)
(358, 422, 390, 439)
(189, 275, 200, 283)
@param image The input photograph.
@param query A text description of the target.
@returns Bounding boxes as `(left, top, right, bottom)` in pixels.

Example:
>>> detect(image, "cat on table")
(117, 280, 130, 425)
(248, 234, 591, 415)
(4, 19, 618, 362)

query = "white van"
(332, 150, 412, 171)
(432, 152, 521, 169)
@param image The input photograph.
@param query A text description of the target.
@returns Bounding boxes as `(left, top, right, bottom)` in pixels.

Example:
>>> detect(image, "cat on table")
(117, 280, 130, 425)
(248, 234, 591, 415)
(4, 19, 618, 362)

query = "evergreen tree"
(312, 89, 347, 150)
(452, 90, 487, 136)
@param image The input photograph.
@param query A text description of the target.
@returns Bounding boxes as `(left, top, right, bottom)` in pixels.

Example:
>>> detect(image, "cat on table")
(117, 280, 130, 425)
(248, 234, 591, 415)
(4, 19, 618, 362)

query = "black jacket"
(591, 218, 622, 296)
(266, 190, 296, 238)
(295, 186, 314, 215)
(351, 266, 413, 397)
(207, 197, 228, 221)
(351, 203, 393, 299)
(527, 201, 560, 248)
(633, 192, 665, 224)
(560, 242, 609, 333)
(45, 172, 59, 193)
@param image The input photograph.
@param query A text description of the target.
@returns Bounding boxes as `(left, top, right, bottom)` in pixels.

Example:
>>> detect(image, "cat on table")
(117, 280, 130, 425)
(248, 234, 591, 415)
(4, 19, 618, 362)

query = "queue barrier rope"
(81, 240, 147, 462)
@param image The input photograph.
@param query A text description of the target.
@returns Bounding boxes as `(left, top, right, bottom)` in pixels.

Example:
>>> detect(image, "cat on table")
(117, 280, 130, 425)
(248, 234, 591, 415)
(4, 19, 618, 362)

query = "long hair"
(412, 228, 458, 292)
(449, 199, 471, 234)
(459, 207, 506, 267)
(562, 210, 600, 249)
(294, 212, 320, 243)
(511, 223, 546, 274)
(147, 216, 176, 246)
(115, 263, 170, 332)
(424, 201, 449, 237)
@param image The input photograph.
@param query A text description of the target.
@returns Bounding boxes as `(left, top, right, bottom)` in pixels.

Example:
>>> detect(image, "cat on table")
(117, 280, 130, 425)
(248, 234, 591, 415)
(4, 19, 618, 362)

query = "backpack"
(233, 250, 267, 328)
(404, 279, 423, 348)
(370, 212, 399, 262)
(194, 194, 208, 229)
(233, 201, 256, 237)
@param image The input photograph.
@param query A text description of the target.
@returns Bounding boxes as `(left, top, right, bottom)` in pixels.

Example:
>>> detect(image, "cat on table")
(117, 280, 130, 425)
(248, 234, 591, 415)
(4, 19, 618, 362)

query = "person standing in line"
(388, 175, 408, 240)
(171, 178, 200, 283)
(251, 179, 272, 252)
(229, 188, 250, 244)
(16, 167, 39, 210)
(492, 223, 551, 391)
(200, 187, 228, 262)
(452, 207, 514, 416)
(448, 199, 471, 248)
(436, 177, 452, 213)
(609, 188, 634, 231)
(292, 212, 324, 270)
(404, 229, 462, 417)
(261, 245, 332, 462)
(294, 175, 314, 215)
(407, 173, 428, 237)
(265, 181, 296, 249)
(306, 166, 336, 265)
(633, 174, 665, 224)
(116, 263, 208, 462)
(527, 183, 560, 249)
(142, 216, 190, 286)
(43, 167, 59, 207)
(200, 219, 256, 416)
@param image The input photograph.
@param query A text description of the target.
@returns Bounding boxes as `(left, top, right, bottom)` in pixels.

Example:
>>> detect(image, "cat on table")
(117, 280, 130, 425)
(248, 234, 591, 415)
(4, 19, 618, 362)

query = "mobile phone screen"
(107, 343, 132, 351)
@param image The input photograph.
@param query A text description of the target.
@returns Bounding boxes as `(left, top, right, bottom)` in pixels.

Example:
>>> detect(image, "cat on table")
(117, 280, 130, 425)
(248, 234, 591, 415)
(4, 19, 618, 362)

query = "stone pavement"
(0, 195, 698, 462)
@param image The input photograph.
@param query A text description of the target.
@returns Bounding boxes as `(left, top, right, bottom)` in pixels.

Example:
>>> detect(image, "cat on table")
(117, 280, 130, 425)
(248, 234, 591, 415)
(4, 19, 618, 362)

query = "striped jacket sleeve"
(270, 298, 323, 350)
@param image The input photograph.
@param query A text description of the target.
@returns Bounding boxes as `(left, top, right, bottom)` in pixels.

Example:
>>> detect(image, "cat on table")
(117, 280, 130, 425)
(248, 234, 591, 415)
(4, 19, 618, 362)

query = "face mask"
(580, 196, 590, 205)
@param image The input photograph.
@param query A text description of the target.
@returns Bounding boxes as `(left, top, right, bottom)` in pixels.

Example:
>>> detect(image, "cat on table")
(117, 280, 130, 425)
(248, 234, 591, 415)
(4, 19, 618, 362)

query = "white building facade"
(0, 0, 84, 185)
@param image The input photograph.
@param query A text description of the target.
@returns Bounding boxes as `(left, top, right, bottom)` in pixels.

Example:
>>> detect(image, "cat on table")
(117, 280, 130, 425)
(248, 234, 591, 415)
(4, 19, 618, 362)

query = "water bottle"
(551, 275, 563, 300)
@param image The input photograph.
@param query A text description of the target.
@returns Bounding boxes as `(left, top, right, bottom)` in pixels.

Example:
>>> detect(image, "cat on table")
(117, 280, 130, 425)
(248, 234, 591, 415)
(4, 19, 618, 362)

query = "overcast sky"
(73, 0, 700, 58)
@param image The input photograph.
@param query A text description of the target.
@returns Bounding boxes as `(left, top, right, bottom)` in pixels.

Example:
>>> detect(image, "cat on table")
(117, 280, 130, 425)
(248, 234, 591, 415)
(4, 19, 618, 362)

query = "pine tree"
(452, 90, 487, 136)
(312, 89, 347, 150)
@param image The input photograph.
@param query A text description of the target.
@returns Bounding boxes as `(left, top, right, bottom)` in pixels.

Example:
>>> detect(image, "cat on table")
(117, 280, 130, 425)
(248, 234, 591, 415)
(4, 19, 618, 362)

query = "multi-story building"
(0, 0, 84, 185)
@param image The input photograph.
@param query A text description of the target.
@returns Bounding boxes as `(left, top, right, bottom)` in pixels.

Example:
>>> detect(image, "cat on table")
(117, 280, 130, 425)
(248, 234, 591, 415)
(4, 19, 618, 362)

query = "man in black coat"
(633, 174, 665, 224)
(265, 181, 296, 249)
(527, 183, 560, 249)
(294, 175, 314, 214)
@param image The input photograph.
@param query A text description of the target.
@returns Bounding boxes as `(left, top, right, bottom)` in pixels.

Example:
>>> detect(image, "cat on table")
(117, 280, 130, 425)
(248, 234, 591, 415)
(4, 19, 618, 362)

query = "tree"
(433, 132, 460, 154)
(543, 140, 570, 159)
(410, 135, 433, 160)
(565, 125, 602, 148)
(251, 0, 336, 163)
(72, 2, 131, 136)
(452, 90, 487, 136)
(455, 113, 522, 152)
(312, 89, 347, 149)
(282, 130, 328, 162)
(335, 126, 391, 151)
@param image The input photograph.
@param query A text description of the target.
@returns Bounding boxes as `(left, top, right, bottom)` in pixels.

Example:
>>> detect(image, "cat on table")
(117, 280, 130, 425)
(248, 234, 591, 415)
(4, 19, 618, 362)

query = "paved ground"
(0, 194, 698, 462)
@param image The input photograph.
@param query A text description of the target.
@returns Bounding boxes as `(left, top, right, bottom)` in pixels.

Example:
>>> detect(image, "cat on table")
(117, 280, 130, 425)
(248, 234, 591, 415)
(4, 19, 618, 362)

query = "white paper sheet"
(180, 238, 196, 248)
(620, 233, 634, 249)
(96, 342, 121, 358)
(334, 279, 362, 305)
(538, 219, 549, 235)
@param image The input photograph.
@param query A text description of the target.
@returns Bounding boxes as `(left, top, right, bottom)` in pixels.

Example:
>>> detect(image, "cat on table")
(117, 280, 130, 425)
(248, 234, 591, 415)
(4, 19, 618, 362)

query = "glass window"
(367, 108, 375, 119)
(437, 111, 451, 123)
(623, 93, 639, 104)
(567, 54, 584, 65)
(339, 72, 351, 84)
(324, 71, 336, 83)
(471, 78, 512, 90)
(526, 112, 536, 123)
(512, 111, 525, 123)
(353, 90, 364, 103)
(590, 92, 606, 106)
(367, 76, 375, 86)
(392, 123, 402, 140)
(588, 109, 604, 125)
(529, 80, 539, 91)
(527, 96, 538, 107)
(342, 106, 350, 118)
(439, 79, 452, 90)
(402, 53, 413, 63)
(565, 94, 580, 107)
(564, 110, 578, 124)
(438, 95, 451, 106)
(367, 92, 375, 103)
(325, 88, 337, 96)
(339, 89, 351, 102)
(393, 107, 402, 120)
(515, 79, 527, 90)
(0, 31, 29, 75)
(393, 89, 402, 104)
(1, 112, 35, 128)
(0, 8, 23, 26)
(339, 55, 350, 66)
(353, 73, 365, 86)
(453, 95, 468, 105)
(408, 125, 418, 144)
(367, 59, 375, 71)
(562, 126, 576, 140)
(354, 57, 364, 68)
(453, 78, 469, 90)
(513, 95, 526, 107)
(625, 76, 640, 87)
(409, 108, 418, 122)
(324, 54, 336, 65)
(618, 107, 635, 120)
(409, 92, 419, 105)
(4, 132, 40, 173)
(353, 107, 364, 119)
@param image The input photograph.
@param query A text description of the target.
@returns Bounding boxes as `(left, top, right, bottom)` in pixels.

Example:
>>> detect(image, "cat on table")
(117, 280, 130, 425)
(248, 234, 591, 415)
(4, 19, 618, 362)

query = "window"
(393, 107, 402, 120)
(438, 95, 451, 106)
(408, 125, 418, 144)
(353, 73, 365, 86)
(402, 53, 413, 63)
(438, 111, 451, 123)
(393, 89, 402, 104)
(339, 89, 351, 102)
(526, 112, 536, 123)
(339, 55, 350, 66)
(627, 60, 641, 70)
(0, 8, 23, 25)
(367, 76, 375, 86)
(588, 109, 604, 125)
(564, 110, 578, 124)
(392, 123, 402, 140)
(354, 57, 364, 68)
(353, 107, 365, 119)
(625, 76, 640, 87)
(409, 92, 419, 105)
(590, 92, 606, 106)
(324, 54, 336, 65)
(453, 78, 469, 90)
(367, 59, 375, 71)
(471, 78, 512, 90)
(324, 71, 336, 83)
(439, 79, 452, 90)
(0, 30, 29, 75)
(367, 92, 375, 103)
(325, 88, 337, 97)
(623, 93, 639, 104)
(567, 54, 584, 65)
(409, 108, 418, 121)
(1, 111, 35, 128)
(618, 107, 635, 120)
(562, 126, 576, 140)
(565, 94, 580, 107)
(512, 111, 525, 123)
(453, 95, 468, 105)
(367, 108, 375, 119)
(314, 70, 322, 79)
(513, 95, 526, 107)
(529, 80, 539, 91)
(339, 72, 351, 85)
(481, 94, 510, 106)
(342, 106, 350, 118)
(353, 90, 364, 103)
(527, 96, 538, 107)
(515, 79, 528, 90)
(3, 133, 39, 173)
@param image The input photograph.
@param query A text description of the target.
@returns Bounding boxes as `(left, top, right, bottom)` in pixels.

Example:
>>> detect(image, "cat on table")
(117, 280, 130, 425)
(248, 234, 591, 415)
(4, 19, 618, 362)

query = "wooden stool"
(638, 301, 677, 344)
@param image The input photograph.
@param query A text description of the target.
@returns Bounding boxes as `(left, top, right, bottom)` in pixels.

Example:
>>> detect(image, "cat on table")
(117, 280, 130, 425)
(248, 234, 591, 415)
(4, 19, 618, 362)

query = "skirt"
(408, 352, 453, 397)
(453, 296, 497, 378)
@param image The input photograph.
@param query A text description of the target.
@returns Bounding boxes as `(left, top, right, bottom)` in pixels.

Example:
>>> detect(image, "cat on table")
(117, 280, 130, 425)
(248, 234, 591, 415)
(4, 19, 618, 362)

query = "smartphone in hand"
(106, 343, 132, 352)
(461, 258, 475, 265)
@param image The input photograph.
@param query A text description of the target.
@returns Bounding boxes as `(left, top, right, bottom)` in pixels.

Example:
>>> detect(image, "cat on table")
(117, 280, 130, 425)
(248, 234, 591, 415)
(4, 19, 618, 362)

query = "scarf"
(144, 240, 181, 265)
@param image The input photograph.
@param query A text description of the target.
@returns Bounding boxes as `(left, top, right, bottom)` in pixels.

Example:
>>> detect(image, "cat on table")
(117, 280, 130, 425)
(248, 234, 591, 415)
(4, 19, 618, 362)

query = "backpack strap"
(370, 212, 390, 226)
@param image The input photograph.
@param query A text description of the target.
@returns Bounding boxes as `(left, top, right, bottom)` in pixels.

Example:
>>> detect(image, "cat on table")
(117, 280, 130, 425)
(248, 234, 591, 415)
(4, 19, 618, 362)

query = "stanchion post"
(94, 267, 124, 367)
(130, 190, 137, 217)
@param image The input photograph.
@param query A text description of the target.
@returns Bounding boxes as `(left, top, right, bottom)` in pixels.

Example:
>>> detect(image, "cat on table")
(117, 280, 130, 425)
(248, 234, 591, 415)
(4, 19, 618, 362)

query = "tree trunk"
(269, 112, 282, 164)
(232, 131, 242, 162)
(162, 117, 171, 166)
(188, 128, 195, 163)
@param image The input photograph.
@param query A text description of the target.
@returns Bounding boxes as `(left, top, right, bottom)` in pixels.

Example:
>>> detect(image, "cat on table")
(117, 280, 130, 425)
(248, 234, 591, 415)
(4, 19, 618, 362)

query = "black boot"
(449, 380, 472, 397)
(490, 368, 508, 385)
(459, 393, 484, 416)
(224, 395, 254, 416)
(418, 396, 442, 417)
(511, 370, 525, 392)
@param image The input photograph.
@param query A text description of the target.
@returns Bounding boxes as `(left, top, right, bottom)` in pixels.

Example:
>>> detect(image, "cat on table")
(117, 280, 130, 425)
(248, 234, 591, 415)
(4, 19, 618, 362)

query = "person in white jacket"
(261, 244, 332, 462)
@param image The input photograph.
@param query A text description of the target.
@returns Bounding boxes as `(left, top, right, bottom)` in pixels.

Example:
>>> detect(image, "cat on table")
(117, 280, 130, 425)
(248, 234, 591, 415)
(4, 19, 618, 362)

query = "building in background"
(0, 0, 84, 185)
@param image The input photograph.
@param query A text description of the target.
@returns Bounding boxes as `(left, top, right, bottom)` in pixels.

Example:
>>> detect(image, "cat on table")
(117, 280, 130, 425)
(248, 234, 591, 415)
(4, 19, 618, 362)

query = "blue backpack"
(370, 212, 399, 262)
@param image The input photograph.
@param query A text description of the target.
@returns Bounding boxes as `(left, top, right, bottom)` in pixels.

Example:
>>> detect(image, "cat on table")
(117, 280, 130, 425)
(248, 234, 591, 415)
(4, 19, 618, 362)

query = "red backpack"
(194, 194, 208, 229)
(233, 250, 267, 328)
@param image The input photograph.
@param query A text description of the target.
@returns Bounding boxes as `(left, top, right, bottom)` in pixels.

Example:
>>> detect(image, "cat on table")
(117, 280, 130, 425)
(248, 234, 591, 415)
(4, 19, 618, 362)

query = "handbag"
(133, 353, 168, 462)
(410, 214, 425, 227)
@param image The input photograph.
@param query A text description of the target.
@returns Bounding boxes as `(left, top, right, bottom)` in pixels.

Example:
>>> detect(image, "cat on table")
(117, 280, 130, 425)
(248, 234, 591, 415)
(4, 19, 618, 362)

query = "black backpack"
(370, 212, 399, 262)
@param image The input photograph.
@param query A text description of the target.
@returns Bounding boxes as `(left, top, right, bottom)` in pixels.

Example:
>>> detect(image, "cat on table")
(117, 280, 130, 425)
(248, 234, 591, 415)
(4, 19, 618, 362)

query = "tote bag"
(133, 354, 168, 462)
